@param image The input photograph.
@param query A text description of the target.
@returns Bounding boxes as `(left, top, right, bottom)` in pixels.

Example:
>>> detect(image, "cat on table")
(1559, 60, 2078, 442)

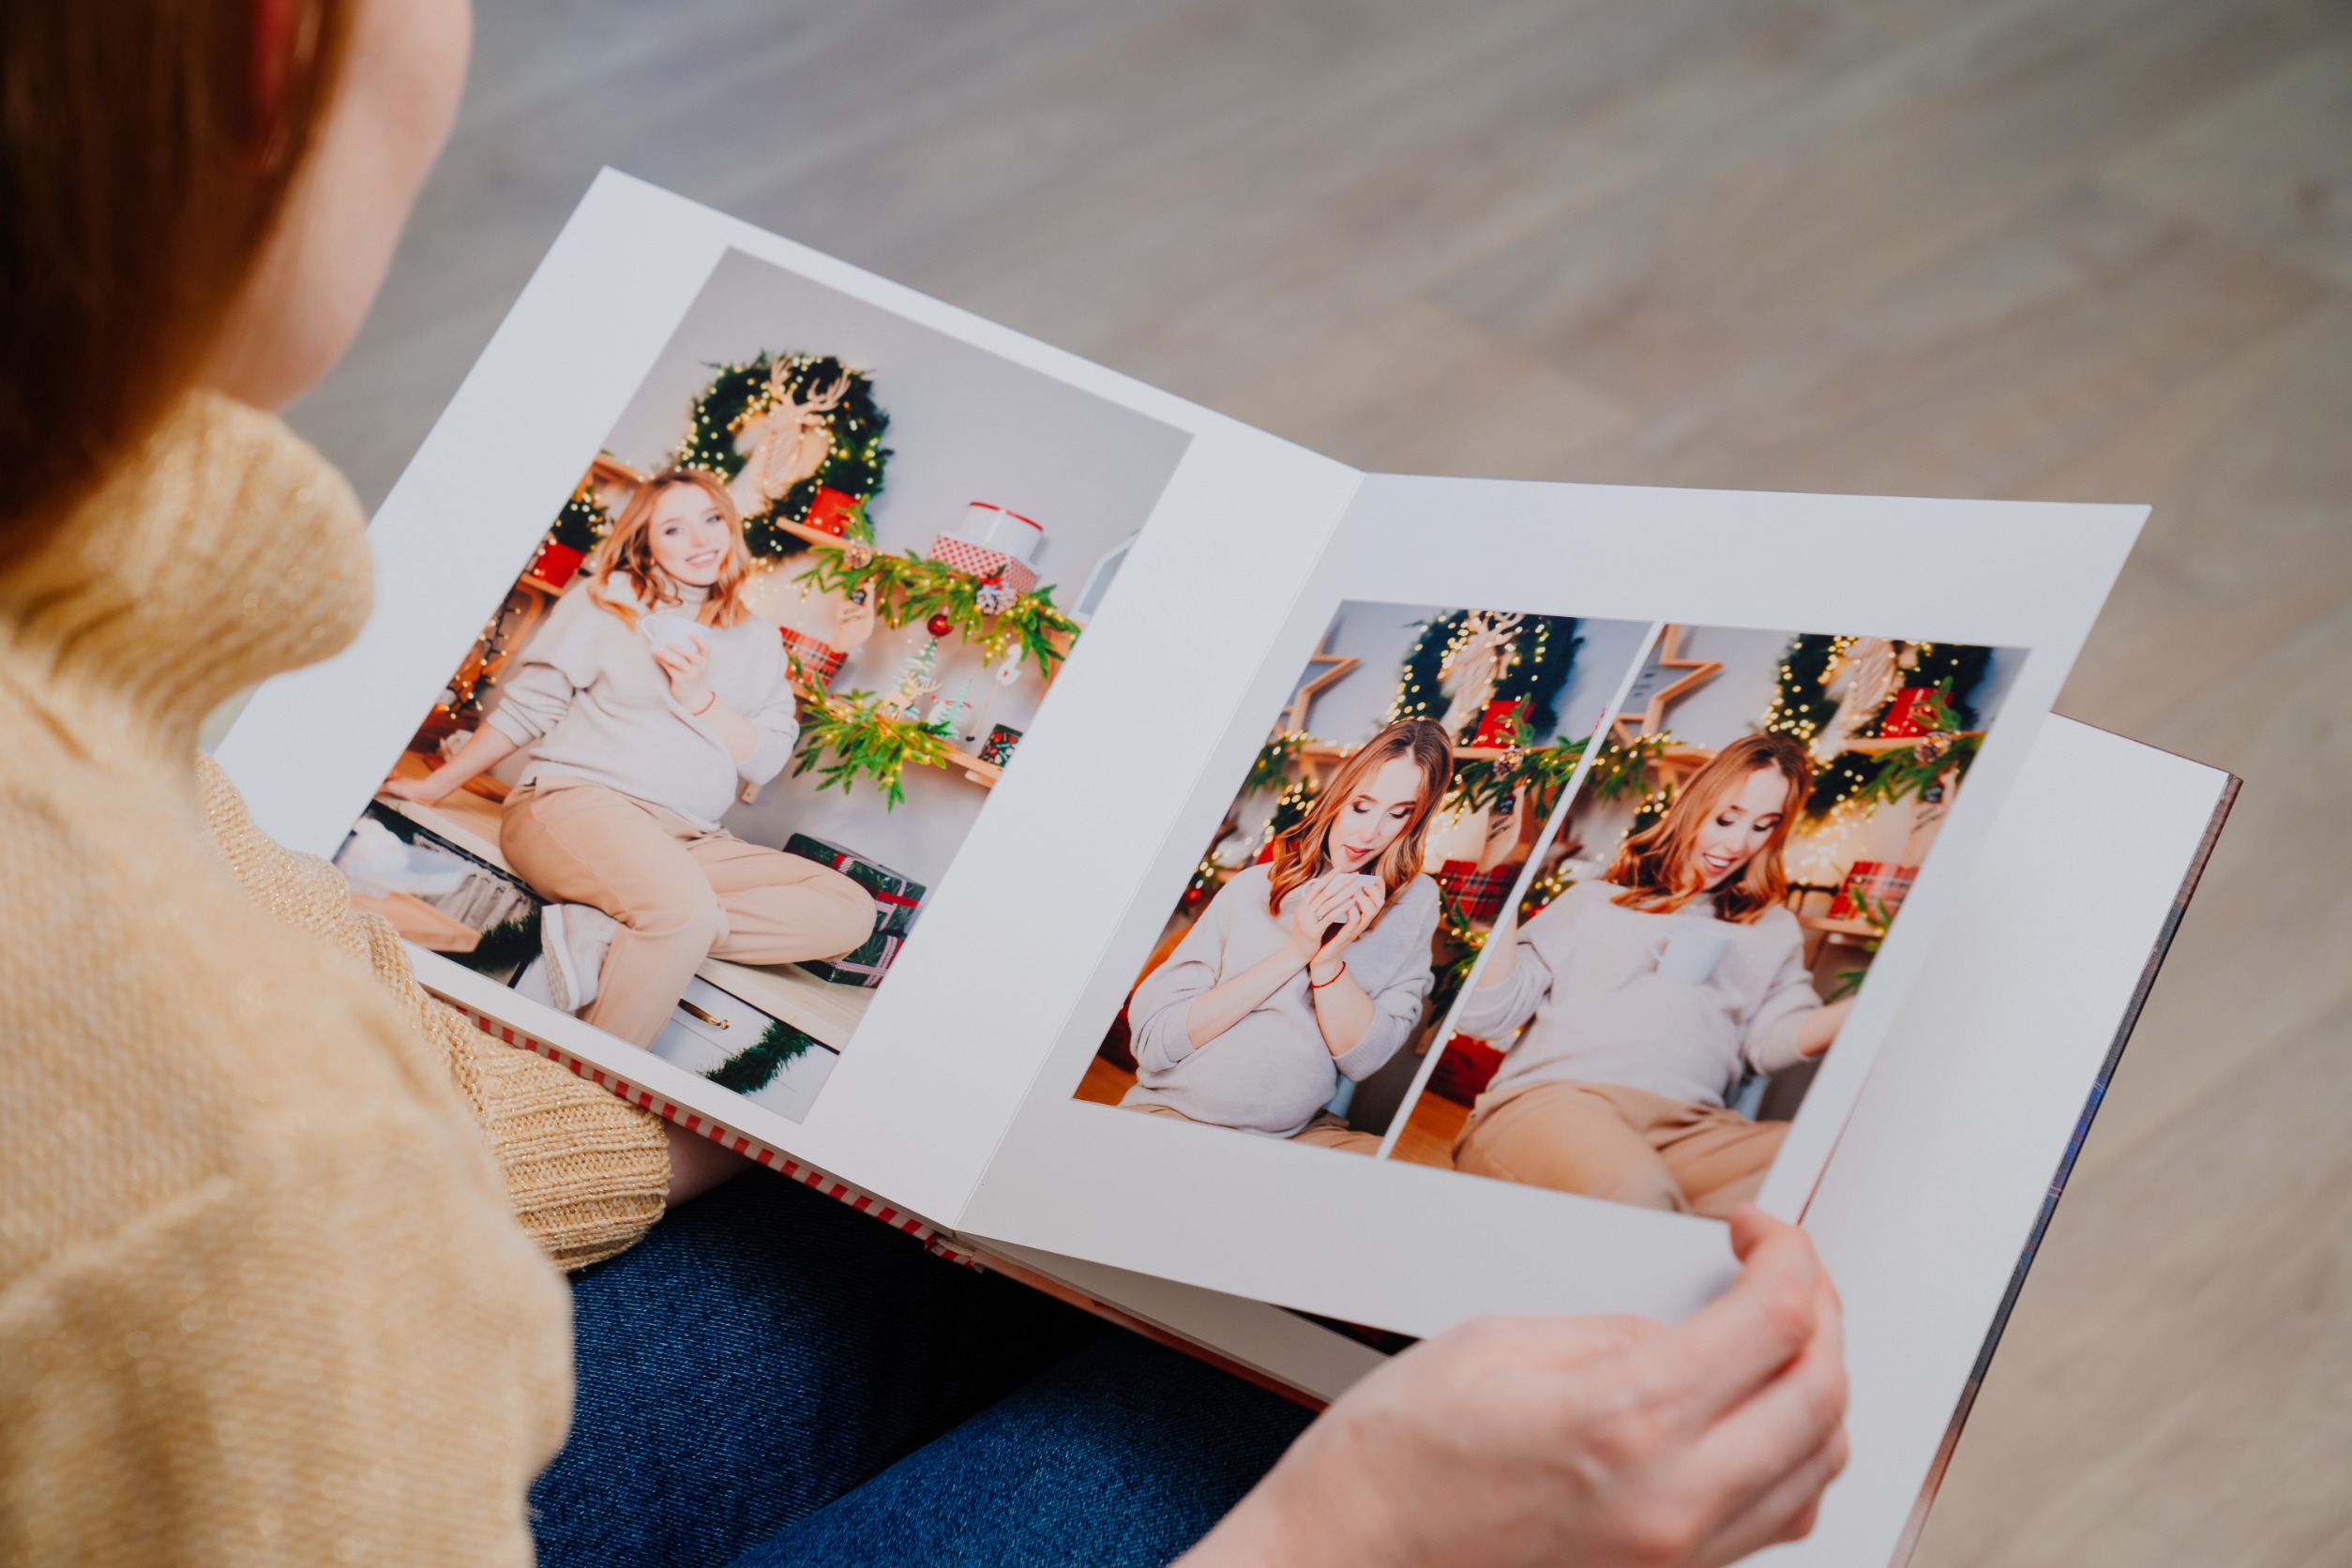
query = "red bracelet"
(1309, 959, 1348, 989)
(691, 691, 717, 716)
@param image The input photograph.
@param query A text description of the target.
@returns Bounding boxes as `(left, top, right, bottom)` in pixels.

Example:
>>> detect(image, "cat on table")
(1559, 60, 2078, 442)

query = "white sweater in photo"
(1123, 865, 1440, 1137)
(1454, 878, 1820, 1109)
(483, 580, 799, 831)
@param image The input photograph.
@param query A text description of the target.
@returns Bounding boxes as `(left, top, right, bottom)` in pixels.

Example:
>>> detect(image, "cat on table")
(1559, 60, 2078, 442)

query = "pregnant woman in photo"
(1452, 731, 1850, 1214)
(384, 467, 875, 1045)
(1121, 718, 1451, 1151)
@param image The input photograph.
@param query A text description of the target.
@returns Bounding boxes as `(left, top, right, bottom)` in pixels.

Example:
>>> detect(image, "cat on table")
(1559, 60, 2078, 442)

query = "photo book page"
(219, 172, 2144, 1333)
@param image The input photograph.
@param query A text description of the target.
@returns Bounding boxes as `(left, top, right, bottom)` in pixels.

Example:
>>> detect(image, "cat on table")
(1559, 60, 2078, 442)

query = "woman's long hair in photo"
(1266, 717, 1454, 924)
(585, 467, 756, 630)
(1609, 731, 1811, 925)
(0, 0, 354, 562)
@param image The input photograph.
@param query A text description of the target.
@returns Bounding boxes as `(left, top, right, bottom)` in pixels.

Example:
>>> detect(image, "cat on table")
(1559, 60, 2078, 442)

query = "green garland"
(794, 544, 1080, 677)
(791, 690, 956, 809)
(1245, 732, 1316, 796)
(674, 353, 890, 560)
(1761, 636, 1994, 819)
(706, 1018, 821, 1093)
(1391, 612, 1580, 743)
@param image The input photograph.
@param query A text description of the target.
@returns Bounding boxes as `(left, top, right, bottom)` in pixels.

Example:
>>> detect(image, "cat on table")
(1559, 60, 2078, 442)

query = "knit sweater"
(1454, 878, 1820, 1108)
(484, 577, 800, 831)
(1123, 866, 1440, 1136)
(0, 392, 670, 1565)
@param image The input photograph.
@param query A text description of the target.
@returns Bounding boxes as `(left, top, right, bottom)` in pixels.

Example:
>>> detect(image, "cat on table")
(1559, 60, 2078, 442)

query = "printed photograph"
(334, 248, 1190, 1121)
(1390, 625, 2025, 1215)
(1074, 602, 1653, 1153)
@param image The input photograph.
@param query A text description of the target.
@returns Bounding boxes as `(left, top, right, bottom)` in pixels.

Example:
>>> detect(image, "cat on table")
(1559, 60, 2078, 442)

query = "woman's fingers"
(1628, 1214, 1822, 1431)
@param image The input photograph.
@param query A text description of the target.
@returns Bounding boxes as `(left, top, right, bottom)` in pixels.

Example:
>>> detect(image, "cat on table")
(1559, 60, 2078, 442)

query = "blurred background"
(292, 5, 2352, 1564)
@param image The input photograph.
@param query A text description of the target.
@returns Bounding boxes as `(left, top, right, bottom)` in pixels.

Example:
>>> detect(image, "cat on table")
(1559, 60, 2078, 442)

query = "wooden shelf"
(1839, 731, 1983, 756)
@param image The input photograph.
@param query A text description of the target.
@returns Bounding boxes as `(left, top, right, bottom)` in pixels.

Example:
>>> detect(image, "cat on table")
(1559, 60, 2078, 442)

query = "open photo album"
(219, 173, 2235, 1562)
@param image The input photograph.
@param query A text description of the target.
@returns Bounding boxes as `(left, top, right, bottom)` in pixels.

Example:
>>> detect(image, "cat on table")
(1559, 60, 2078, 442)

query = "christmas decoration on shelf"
(793, 544, 1079, 678)
(977, 723, 1022, 769)
(778, 627, 847, 692)
(705, 1018, 821, 1093)
(928, 503, 1045, 598)
(790, 690, 955, 810)
(1611, 625, 1722, 746)
(1245, 732, 1318, 796)
(527, 477, 611, 588)
(1761, 635, 1991, 820)
(1279, 632, 1361, 734)
(1390, 611, 1579, 744)
(926, 611, 954, 638)
(1828, 860, 1916, 922)
(672, 353, 890, 560)
(879, 635, 942, 719)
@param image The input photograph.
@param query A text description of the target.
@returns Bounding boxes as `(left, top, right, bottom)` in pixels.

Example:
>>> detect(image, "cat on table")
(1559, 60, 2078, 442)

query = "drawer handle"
(679, 1000, 730, 1030)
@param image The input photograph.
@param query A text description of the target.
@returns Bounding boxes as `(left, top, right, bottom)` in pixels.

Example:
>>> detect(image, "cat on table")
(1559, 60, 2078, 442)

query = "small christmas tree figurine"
(927, 676, 975, 742)
(881, 636, 942, 719)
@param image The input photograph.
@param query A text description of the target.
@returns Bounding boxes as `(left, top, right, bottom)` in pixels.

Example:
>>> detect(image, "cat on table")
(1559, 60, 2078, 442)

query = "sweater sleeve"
(1331, 882, 1439, 1083)
(480, 589, 596, 746)
(1453, 887, 1579, 1041)
(1126, 883, 1242, 1077)
(198, 757, 668, 1269)
(1741, 914, 1823, 1077)
(736, 629, 801, 787)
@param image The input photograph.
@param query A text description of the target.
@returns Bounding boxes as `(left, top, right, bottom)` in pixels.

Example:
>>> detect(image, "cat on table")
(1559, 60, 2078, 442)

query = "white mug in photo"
(1650, 919, 1731, 986)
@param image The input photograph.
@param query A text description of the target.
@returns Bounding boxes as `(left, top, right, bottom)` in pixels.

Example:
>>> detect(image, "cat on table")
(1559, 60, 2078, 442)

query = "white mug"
(1650, 920, 1731, 986)
(640, 611, 702, 657)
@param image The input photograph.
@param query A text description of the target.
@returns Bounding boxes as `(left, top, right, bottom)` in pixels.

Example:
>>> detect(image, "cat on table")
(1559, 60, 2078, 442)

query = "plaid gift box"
(1828, 860, 1916, 921)
(1428, 1035, 1506, 1107)
(782, 835, 925, 937)
(927, 534, 1039, 598)
(1435, 859, 1521, 925)
(777, 626, 846, 689)
(799, 929, 904, 988)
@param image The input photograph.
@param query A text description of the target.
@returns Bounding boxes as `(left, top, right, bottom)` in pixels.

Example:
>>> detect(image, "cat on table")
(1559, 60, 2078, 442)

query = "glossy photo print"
(331, 247, 1189, 1122)
(1388, 625, 2025, 1217)
(1074, 601, 1653, 1153)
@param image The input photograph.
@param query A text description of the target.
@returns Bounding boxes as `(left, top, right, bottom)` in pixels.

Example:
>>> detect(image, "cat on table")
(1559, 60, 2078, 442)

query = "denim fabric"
(530, 1168, 1313, 1567)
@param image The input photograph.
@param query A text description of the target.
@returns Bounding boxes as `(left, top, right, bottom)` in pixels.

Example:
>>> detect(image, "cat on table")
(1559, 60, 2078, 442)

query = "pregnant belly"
(1149, 1014, 1337, 1134)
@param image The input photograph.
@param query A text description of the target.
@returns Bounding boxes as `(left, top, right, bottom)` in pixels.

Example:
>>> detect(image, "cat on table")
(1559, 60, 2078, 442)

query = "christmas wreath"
(674, 353, 891, 560)
(1761, 635, 1992, 819)
(1391, 611, 1580, 743)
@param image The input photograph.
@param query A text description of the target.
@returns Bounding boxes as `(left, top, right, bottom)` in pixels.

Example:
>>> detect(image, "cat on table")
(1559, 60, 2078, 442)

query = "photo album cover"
(220, 171, 2169, 1352)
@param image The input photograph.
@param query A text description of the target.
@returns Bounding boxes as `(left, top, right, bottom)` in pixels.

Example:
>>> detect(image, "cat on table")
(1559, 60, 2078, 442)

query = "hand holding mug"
(1314, 877, 1383, 967)
(653, 631, 714, 713)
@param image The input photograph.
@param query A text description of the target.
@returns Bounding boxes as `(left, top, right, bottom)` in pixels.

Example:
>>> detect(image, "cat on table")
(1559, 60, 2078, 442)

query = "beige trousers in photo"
(1452, 1080, 1787, 1218)
(1127, 1101, 1380, 1154)
(501, 783, 877, 1048)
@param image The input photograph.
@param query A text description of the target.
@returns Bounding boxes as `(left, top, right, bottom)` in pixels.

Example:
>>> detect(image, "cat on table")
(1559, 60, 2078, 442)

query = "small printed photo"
(1392, 626, 2024, 1215)
(1075, 601, 1653, 1153)
(334, 247, 1189, 1122)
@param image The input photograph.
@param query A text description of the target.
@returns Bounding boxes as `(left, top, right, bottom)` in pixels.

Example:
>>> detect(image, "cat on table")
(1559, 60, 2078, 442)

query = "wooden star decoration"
(1279, 634, 1360, 735)
(1611, 625, 1723, 746)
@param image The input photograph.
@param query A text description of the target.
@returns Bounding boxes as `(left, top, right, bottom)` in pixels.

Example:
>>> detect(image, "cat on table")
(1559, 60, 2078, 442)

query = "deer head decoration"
(738, 361, 852, 508)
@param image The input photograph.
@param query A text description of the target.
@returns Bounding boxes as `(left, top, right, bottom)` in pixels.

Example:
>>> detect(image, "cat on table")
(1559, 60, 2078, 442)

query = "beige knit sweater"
(0, 393, 671, 1563)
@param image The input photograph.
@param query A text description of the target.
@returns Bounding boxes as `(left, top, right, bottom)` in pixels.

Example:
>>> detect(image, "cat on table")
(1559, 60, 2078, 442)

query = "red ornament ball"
(926, 611, 954, 638)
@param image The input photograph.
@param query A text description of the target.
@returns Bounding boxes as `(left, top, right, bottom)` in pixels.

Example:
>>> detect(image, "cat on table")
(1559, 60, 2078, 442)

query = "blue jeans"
(530, 1168, 1315, 1566)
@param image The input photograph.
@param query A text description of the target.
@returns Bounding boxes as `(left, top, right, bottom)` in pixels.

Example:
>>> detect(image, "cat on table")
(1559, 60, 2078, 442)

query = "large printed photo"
(333, 248, 1189, 1122)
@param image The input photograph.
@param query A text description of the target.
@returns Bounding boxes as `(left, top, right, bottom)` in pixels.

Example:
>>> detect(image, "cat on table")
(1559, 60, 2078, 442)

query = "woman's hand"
(1308, 879, 1383, 979)
(1285, 876, 1356, 965)
(652, 632, 715, 714)
(378, 769, 452, 807)
(1797, 997, 1852, 1058)
(1184, 1207, 1848, 1568)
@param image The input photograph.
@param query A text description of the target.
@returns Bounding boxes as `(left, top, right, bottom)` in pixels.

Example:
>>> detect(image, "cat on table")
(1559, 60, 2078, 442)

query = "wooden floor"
(293, 4, 2352, 1562)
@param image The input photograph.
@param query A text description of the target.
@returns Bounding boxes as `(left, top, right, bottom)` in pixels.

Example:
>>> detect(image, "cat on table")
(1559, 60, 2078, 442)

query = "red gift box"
(1428, 1035, 1506, 1107)
(1879, 687, 1944, 738)
(805, 487, 865, 538)
(528, 538, 586, 589)
(1470, 699, 1525, 747)
(1435, 859, 1521, 925)
(778, 626, 846, 689)
(927, 535, 1039, 599)
(1829, 860, 1916, 921)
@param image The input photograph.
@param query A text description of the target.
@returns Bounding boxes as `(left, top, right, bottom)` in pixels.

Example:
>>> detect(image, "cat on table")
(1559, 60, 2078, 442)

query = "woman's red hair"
(1266, 718, 1453, 923)
(1609, 731, 1810, 925)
